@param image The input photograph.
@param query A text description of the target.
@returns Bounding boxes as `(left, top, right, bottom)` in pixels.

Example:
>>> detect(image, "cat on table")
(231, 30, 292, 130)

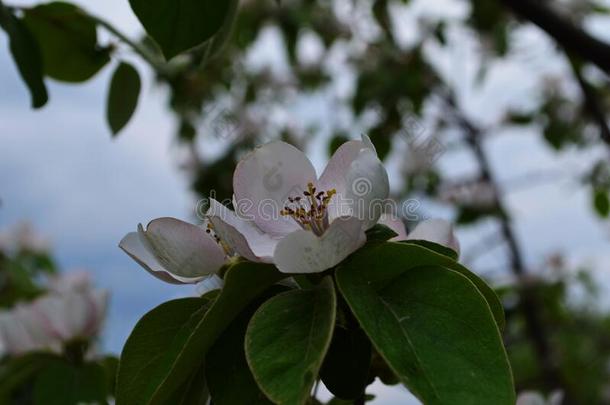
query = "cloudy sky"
(1, 0, 609, 403)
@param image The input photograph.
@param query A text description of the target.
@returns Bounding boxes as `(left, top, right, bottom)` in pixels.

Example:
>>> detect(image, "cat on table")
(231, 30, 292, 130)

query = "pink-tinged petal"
(119, 218, 226, 284)
(144, 218, 227, 276)
(343, 147, 390, 229)
(378, 213, 408, 241)
(407, 219, 460, 255)
(273, 216, 366, 274)
(318, 137, 369, 192)
(207, 199, 277, 263)
(82, 290, 108, 338)
(233, 141, 316, 236)
(119, 232, 188, 284)
(0, 311, 38, 355)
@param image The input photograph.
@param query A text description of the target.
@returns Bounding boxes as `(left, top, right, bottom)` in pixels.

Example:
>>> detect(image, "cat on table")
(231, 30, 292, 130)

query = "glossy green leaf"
(33, 360, 108, 405)
(351, 242, 504, 330)
(149, 262, 287, 404)
(205, 288, 286, 405)
(0, 7, 48, 108)
(106, 62, 141, 135)
(246, 277, 336, 405)
(336, 245, 515, 404)
(23, 2, 110, 82)
(365, 223, 398, 244)
(116, 296, 212, 405)
(128, 0, 234, 59)
(167, 364, 208, 405)
(401, 239, 458, 260)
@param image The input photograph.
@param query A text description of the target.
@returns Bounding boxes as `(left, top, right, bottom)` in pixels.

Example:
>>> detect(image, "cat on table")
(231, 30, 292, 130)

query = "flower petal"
(318, 136, 372, 192)
(119, 218, 226, 284)
(343, 147, 390, 229)
(273, 216, 366, 274)
(378, 213, 408, 241)
(0, 310, 39, 355)
(233, 141, 317, 236)
(207, 199, 277, 263)
(406, 219, 460, 255)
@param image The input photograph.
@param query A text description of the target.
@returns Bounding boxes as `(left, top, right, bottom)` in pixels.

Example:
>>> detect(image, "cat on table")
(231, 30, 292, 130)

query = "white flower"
(119, 136, 460, 276)
(208, 135, 389, 273)
(0, 272, 108, 356)
(119, 217, 227, 284)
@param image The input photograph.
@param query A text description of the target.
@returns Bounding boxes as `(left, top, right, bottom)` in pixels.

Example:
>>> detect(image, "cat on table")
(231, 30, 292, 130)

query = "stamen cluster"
(281, 182, 336, 236)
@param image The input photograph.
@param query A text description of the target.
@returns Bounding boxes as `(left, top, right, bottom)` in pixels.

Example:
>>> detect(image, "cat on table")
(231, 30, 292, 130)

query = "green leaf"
(320, 325, 371, 400)
(128, 0, 234, 59)
(401, 239, 458, 260)
(336, 244, 515, 404)
(246, 277, 336, 405)
(148, 262, 287, 405)
(205, 288, 286, 405)
(0, 6, 48, 108)
(593, 189, 610, 218)
(167, 363, 209, 405)
(33, 360, 108, 405)
(116, 296, 212, 405)
(348, 242, 504, 329)
(99, 356, 119, 396)
(106, 62, 141, 135)
(365, 223, 398, 243)
(413, 242, 501, 328)
(23, 2, 110, 82)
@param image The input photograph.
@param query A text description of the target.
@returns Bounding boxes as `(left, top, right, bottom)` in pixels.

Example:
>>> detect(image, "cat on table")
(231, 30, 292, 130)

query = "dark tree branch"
(443, 92, 568, 394)
(499, 0, 610, 74)
(568, 57, 610, 148)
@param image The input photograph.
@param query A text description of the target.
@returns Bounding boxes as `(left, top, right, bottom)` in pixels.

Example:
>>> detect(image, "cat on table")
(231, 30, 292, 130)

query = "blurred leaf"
(107, 62, 141, 136)
(456, 205, 505, 225)
(0, 353, 57, 400)
(246, 277, 336, 405)
(23, 2, 110, 82)
(593, 188, 610, 217)
(33, 360, 108, 405)
(336, 243, 514, 404)
(0, 6, 48, 108)
(128, 0, 234, 59)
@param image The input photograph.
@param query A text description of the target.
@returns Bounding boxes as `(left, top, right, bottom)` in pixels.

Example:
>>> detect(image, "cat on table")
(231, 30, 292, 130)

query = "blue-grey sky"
(1, 0, 609, 403)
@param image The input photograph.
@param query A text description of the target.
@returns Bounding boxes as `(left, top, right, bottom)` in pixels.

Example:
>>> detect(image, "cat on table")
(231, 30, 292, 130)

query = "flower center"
(281, 182, 336, 236)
